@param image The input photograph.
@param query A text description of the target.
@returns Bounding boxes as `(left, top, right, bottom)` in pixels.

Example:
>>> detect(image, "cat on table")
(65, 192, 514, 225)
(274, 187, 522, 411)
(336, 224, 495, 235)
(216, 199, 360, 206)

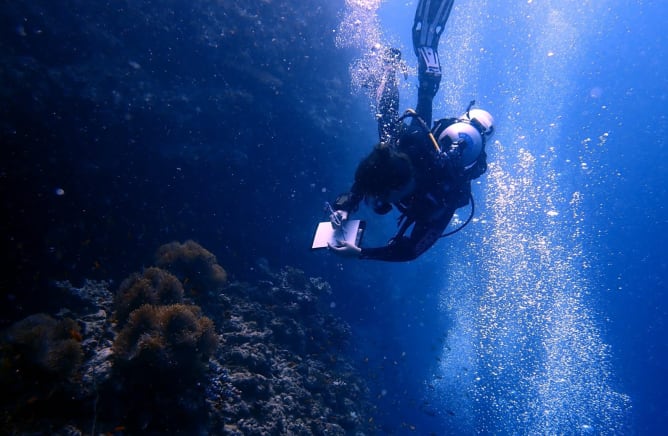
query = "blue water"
(2, 0, 666, 434)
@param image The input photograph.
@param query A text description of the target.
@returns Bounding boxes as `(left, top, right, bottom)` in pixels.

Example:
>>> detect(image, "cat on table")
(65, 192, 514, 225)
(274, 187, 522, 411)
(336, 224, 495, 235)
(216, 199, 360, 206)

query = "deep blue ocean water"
(1, 0, 665, 434)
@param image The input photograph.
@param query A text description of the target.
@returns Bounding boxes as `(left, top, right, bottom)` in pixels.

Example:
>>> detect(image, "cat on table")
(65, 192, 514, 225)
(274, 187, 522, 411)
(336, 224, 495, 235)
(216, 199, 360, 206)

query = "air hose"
(440, 193, 475, 238)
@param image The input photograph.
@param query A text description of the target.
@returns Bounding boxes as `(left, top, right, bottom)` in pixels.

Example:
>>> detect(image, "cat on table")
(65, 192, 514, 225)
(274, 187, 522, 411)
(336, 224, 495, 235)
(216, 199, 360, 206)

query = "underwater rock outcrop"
(1, 0, 351, 155)
(1, 0, 360, 318)
(0, 241, 374, 434)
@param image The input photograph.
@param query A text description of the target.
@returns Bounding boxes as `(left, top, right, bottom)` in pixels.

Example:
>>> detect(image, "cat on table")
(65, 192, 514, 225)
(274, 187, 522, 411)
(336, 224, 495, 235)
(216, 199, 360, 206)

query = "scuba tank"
(396, 101, 495, 237)
(431, 101, 495, 169)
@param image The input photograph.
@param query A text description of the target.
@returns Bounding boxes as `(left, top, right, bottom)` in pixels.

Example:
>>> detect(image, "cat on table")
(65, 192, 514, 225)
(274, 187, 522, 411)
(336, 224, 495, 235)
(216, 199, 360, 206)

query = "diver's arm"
(328, 240, 362, 258)
(327, 189, 364, 256)
(358, 239, 419, 262)
(332, 188, 363, 215)
(360, 211, 455, 262)
(329, 185, 364, 232)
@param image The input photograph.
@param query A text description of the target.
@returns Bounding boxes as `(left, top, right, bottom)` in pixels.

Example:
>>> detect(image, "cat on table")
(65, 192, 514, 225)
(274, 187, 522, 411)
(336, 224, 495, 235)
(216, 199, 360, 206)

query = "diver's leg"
(411, 0, 455, 127)
(376, 48, 401, 143)
(413, 46, 440, 127)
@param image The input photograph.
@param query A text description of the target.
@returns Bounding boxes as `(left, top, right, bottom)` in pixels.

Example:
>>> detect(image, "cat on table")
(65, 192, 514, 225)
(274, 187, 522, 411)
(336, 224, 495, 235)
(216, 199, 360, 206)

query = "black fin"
(412, 0, 455, 52)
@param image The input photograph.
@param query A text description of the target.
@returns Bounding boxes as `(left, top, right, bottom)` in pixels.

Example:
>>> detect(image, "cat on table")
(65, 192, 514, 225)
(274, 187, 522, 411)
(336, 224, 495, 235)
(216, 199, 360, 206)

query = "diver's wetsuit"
(333, 0, 487, 262)
(333, 119, 480, 262)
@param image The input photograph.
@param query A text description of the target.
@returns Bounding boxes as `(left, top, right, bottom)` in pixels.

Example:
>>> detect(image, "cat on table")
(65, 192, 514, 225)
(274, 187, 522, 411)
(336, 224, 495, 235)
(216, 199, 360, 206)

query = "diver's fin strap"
(416, 46, 441, 76)
(412, 0, 455, 50)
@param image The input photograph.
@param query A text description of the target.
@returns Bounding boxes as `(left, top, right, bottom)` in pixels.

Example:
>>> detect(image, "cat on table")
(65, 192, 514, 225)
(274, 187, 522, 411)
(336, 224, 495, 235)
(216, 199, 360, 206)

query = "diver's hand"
(328, 240, 361, 258)
(330, 210, 349, 228)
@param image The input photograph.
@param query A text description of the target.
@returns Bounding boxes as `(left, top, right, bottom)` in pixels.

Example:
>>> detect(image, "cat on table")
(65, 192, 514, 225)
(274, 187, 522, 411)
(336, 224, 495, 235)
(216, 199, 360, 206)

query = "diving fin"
(412, 0, 455, 53)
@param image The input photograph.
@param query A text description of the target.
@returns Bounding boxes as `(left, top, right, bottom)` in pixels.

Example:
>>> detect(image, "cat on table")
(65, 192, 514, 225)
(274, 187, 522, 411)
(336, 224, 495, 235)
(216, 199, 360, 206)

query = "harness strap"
(398, 109, 441, 152)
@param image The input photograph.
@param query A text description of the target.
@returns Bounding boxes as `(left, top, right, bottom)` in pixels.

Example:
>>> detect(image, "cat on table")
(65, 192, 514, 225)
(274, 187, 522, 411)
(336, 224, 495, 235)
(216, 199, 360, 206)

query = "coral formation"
(155, 240, 227, 301)
(208, 266, 372, 434)
(113, 266, 184, 325)
(101, 241, 225, 432)
(109, 303, 218, 432)
(113, 303, 217, 375)
(0, 242, 374, 434)
(0, 314, 84, 431)
(1, 314, 83, 380)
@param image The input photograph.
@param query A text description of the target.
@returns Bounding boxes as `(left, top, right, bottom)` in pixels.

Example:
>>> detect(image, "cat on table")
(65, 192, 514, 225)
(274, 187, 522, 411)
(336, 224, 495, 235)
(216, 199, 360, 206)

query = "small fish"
(105, 425, 126, 436)
(69, 328, 83, 342)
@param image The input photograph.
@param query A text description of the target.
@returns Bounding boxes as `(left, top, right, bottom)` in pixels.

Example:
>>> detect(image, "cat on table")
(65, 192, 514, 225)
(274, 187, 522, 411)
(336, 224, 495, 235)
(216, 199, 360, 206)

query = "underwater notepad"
(311, 220, 365, 250)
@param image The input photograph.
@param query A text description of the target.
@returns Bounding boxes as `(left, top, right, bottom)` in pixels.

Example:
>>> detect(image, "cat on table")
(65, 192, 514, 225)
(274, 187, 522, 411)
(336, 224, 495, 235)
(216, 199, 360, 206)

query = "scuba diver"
(328, 0, 495, 262)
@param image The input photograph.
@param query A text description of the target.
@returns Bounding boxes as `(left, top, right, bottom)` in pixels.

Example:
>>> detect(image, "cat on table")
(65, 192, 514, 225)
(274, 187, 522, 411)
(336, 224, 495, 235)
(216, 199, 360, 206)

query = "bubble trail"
(433, 1, 631, 434)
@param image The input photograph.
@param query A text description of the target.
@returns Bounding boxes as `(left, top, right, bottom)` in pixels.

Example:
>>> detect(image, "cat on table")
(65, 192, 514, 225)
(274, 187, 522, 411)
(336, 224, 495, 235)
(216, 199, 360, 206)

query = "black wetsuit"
(334, 117, 486, 262)
(333, 0, 487, 262)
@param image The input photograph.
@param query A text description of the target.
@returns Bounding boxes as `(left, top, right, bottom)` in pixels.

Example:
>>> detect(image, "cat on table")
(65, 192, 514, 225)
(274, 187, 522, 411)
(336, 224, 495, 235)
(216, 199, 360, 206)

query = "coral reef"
(113, 303, 217, 375)
(108, 303, 218, 432)
(0, 314, 84, 432)
(1, 314, 83, 380)
(155, 240, 227, 302)
(208, 266, 371, 434)
(101, 242, 221, 432)
(53, 280, 117, 399)
(113, 266, 184, 325)
(0, 242, 374, 434)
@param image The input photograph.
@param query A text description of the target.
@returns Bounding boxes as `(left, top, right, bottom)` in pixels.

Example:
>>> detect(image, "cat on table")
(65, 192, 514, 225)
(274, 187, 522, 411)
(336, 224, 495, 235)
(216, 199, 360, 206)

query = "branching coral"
(155, 240, 227, 299)
(113, 266, 184, 325)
